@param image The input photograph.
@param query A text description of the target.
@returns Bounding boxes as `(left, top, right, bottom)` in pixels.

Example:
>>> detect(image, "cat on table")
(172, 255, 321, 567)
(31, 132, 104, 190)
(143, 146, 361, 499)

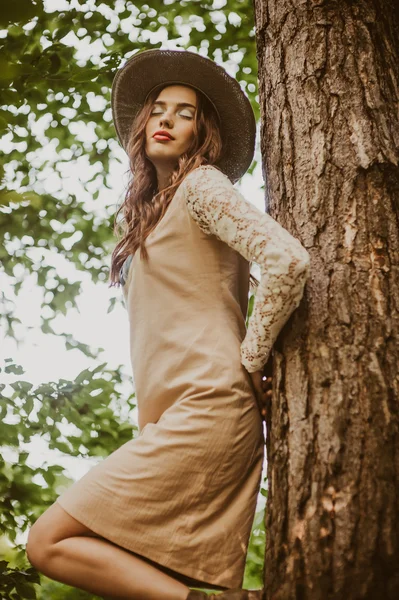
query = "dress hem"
(55, 493, 242, 590)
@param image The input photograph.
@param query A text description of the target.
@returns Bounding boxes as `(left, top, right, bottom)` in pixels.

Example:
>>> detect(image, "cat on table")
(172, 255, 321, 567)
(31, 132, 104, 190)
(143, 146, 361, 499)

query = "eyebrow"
(153, 101, 196, 110)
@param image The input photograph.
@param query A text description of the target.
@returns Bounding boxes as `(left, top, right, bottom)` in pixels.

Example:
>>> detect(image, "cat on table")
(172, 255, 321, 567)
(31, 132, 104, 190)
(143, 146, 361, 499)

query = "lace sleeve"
(182, 165, 311, 373)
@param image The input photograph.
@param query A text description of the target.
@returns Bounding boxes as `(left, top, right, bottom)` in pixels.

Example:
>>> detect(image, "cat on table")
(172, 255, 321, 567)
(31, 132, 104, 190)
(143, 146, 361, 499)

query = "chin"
(149, 151, 179, 162)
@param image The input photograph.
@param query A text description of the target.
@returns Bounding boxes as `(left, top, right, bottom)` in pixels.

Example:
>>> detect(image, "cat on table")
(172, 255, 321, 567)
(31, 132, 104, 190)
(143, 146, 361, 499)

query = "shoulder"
(181, 165, 243, 236)
(182, 164, 233, 193)
(181, 165, 231, 235)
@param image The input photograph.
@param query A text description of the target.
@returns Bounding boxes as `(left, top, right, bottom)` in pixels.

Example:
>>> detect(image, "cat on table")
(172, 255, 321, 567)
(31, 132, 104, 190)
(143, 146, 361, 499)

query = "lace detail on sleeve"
(182, 165, 311, 373)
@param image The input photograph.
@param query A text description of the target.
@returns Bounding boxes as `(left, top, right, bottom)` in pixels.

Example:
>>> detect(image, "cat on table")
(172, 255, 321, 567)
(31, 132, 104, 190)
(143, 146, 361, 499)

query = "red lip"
(153, 130, 174, 140)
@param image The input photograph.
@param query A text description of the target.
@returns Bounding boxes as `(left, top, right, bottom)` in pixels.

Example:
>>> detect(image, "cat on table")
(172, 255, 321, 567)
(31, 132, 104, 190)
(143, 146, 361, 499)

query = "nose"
(159, 112, 173, 129)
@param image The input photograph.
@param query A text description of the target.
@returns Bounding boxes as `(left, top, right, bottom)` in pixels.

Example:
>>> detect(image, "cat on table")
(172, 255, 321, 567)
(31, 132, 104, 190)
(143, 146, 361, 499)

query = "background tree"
(253, 0, 399, 598)
(0, 1, 266, 598)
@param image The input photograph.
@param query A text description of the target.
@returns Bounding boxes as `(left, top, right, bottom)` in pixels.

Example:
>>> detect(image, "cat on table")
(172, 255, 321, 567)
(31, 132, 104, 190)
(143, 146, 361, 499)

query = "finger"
(255, 395, 266, 419)
(257, 399, 265, 419)
(260, 384, 269, 394)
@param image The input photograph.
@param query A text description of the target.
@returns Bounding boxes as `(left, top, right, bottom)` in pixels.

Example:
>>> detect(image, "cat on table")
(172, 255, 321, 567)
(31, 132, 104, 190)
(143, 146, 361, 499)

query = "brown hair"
(109, 83, 259, 290)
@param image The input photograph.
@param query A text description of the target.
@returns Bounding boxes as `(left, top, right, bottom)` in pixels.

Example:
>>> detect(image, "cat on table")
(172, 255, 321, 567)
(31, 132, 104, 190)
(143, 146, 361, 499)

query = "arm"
(182, 165, 310, 373)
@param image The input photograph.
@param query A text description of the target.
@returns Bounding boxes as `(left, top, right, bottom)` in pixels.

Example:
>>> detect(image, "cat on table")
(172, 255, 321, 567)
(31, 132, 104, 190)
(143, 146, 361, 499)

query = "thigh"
(139, 555, 228, 592)
(29, 500, 103, 545)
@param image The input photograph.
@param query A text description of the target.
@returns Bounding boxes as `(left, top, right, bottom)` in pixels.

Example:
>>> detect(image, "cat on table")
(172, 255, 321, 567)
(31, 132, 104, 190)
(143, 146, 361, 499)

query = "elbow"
(299, 248, 311, 275)
(286, 248, 311, 282)
(297, 254, 310, 283)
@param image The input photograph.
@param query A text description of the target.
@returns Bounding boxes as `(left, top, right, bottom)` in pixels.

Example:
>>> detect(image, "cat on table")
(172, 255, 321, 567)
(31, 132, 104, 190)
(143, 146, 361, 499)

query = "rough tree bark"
(253, 1, 399, 598)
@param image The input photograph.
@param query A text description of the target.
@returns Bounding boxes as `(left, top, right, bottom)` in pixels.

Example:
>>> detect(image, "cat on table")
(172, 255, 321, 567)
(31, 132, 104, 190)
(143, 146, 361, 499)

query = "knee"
(26, 523, 57, 572)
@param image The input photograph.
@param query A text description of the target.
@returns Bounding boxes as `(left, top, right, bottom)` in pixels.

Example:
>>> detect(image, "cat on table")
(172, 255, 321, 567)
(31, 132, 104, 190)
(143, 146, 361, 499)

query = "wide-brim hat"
(111, 48, 256, 183)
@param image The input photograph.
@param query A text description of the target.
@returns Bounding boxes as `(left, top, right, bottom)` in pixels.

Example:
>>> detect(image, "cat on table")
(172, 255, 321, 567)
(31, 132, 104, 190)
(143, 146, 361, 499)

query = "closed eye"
(150, 109, 193, 120)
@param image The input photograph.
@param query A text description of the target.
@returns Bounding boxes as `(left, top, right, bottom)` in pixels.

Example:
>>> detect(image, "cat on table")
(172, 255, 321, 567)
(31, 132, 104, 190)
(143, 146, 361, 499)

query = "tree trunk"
(253, 1, 399, 598)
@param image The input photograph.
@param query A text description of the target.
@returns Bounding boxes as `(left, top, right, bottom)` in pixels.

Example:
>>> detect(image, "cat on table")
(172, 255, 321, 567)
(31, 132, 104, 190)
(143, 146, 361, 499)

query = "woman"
(26, 50, 310, 600)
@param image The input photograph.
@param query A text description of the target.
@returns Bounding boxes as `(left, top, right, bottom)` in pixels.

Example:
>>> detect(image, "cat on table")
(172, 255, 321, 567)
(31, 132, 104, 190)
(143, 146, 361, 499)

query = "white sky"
(1, 13, 268, 547)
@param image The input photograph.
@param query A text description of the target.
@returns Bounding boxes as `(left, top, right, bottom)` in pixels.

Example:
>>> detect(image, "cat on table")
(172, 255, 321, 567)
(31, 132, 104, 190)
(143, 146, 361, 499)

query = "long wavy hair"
(109, 83, 259, 290)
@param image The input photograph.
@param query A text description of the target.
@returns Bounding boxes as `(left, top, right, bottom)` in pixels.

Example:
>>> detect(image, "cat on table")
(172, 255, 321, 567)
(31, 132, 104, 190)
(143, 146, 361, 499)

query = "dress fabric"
(56, 165, 310, 589)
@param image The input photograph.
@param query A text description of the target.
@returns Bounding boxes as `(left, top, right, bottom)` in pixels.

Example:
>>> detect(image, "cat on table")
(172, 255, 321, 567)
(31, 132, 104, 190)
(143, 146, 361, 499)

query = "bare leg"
(27, 502, 191, 600)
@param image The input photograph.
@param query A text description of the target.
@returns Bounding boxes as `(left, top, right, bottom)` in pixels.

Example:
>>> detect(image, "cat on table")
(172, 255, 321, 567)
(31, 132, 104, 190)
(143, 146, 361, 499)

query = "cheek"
(144, 123, 154, 149)
(181, 123, 195, 145)
(145, 117, 156, 135)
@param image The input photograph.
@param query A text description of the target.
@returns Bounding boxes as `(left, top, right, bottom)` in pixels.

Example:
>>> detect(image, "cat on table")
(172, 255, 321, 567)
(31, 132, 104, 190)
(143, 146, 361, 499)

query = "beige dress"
(56, 165, 310, 589)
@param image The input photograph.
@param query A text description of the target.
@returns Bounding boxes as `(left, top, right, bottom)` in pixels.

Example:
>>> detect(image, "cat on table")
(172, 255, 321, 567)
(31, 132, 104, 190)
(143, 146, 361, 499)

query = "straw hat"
(111, 48, 256, 183)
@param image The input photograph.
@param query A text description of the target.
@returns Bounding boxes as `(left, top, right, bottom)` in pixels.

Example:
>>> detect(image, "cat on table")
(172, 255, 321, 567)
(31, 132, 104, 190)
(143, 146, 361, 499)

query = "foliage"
(1, 358, 136, 544)
(0, 559, 40, 600)
(0, 0, 259, 332)
(0, 0, 263, 597)
(244, 497, 267, 589)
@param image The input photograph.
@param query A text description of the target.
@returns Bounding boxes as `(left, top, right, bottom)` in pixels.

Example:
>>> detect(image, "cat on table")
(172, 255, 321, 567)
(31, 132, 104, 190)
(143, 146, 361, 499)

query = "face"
(144, 85, 197, 168)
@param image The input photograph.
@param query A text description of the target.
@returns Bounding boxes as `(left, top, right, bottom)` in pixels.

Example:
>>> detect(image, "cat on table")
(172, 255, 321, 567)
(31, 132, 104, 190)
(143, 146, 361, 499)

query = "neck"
(154, 162, 176, 191)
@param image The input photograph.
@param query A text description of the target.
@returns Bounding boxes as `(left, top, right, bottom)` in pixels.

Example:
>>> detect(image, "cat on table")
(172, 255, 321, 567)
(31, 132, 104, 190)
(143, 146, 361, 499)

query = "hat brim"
(111, 49, 256, 183)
